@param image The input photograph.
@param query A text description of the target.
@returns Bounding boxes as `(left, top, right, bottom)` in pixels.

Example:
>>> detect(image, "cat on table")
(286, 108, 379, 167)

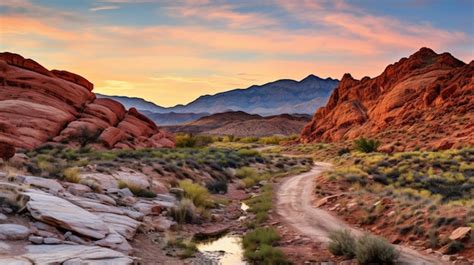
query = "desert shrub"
(328, 229, 356, 258)
(355, 235, 398, 264)
(175, 134, 214, 148)
(239, 137, 259, 143)
(446, 240, 464, 254)
(168, 198, 198, 224)
(236, 167, 257, 179)
(179, 180, 212, 208)
(76, 126, 101, 147)
(117, 181, 156, 198)
(63, 167, 81, 183)
(175, 134, 197, 148)
(237, 149, 260, 157)
(205, 179, 228, 194)
(246, 185, 272, 224)
(242, 228, 289, 264)
(428, 229, 439, 248)
(337, 147, 351, 156)
(244, 244, 290, 265)
(166, 236, 197, 258)
(354, 138, 380, 153)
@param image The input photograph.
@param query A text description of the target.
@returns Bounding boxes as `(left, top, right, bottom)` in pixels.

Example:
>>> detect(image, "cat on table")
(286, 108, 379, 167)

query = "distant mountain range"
(98, 74, 339, 124)
(166, 111, 311, 137)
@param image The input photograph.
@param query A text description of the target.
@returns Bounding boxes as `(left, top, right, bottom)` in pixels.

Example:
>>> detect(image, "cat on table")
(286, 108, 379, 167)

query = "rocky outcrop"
(0, 52, 174, 149)
(301, 48, 474, 150)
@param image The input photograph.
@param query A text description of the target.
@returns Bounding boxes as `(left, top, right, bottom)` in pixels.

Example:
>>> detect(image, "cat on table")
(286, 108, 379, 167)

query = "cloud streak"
(90, 5, 120, 12)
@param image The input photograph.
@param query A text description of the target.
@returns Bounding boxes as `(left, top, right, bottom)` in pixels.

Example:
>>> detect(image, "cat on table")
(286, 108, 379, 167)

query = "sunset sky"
(1, 0, 473, 107)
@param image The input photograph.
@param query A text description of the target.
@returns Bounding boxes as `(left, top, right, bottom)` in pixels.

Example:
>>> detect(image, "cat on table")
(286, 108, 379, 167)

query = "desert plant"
(117, 181, 156, 198)
(354, 138, 380, 153)
(166, 236, 197, 258)
(446, 240, 464, 254)
(328, 229, 356, 258)
(178, 180, 212, 208)
(242, 228, 290, 264)
(168, 198, 198, 224)
(355, 234, 398, 264)
(76, 126, 101, 147)
(63, 167, 81, 183)
(205, 179, 228, 194)
(337, 147, 351, 156)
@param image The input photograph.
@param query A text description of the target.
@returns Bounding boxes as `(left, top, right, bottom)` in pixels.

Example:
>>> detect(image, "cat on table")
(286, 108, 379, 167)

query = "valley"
(0, 48, 472, 264)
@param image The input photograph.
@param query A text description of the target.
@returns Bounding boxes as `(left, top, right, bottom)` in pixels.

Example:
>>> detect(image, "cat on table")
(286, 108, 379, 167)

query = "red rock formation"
(301, 48, 474, 150)
(0, 52, 175, 149)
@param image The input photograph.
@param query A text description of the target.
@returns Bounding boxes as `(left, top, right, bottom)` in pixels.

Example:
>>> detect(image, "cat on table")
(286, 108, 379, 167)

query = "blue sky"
(1, 0, 473, 106)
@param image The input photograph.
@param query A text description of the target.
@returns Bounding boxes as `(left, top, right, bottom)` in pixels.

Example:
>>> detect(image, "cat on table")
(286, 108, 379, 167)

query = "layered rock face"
(0, 52, 174, 149)
(301, 48, 474, 150)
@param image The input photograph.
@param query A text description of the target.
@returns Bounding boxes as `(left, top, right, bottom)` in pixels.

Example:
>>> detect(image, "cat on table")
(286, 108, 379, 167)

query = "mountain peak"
(300, 74, 321, 82)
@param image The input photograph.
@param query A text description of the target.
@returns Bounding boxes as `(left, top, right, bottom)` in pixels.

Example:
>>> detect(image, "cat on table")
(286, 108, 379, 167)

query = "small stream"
(195, 203, 249, 264)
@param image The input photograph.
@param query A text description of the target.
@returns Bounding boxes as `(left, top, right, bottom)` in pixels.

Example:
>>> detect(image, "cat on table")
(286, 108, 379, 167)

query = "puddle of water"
(196, 235, 246, 265)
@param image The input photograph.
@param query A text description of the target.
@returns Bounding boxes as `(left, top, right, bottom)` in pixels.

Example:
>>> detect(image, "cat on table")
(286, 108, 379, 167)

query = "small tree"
(76, 126, 101, 147)
(354, 137, 380, 153)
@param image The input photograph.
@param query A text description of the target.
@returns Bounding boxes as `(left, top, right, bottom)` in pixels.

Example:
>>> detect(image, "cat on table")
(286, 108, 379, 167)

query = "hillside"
(167, 111, 311, 137)
(301, 48, 474, 151)
(101, 74, 339, 116)
(97, 94, 168, 113)
(0, 52, 174, 150)
(140, 111, 210, 126)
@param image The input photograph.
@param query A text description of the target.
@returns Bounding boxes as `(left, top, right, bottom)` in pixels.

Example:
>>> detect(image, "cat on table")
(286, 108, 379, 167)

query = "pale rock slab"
(24, 190, 109, 239)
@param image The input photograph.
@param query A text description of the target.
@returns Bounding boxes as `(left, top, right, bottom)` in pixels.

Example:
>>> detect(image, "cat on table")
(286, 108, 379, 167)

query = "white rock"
(0, 224, 30, 240)
(24, 191, 109, 239)
(20, 176, 65, 193)
(0, 241, 11, 253)
(0, 257, 32, 265)
(95, 212, 141, 240)
(112, 169, 150, 190)
(65, 183, 92, 195)
(28, 235, 44, 244)
(43, 237, 62, 244)
(21, 244, 133, 264)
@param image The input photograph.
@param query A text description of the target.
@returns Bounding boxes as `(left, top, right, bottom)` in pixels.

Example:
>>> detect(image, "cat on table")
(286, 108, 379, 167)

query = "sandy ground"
(275, 162, 447, 265)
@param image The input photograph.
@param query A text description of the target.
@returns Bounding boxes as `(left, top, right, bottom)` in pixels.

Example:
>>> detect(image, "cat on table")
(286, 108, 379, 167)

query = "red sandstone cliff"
(301, 48, 473, 151)
(0, 52, 175, 150)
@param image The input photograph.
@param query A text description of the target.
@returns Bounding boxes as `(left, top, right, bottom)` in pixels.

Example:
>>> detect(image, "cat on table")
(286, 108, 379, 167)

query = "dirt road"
(276, 162, 445, 265)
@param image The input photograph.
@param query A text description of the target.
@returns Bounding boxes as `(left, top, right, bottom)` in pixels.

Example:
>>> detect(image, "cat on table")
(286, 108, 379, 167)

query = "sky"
(1, 0, 473, 107)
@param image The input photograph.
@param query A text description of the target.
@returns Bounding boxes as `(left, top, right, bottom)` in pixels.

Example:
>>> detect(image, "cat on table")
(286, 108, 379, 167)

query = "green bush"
(354, 138, 380, 153)
(175, 134, 214, 148)
(242, 228, 289, 264)
(355, 235, 398, 264)
(205, 179, 228, 194)
(328, 230, 356, 258)
(236, 167, 257, 179)
(446, 240, 464, 254)
(179, 180, 212, 208)
(237, 149, 260, 157)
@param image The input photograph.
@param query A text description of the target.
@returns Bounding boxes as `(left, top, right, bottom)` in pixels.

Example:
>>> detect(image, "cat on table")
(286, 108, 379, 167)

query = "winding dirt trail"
(275, 162, 445, 265)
